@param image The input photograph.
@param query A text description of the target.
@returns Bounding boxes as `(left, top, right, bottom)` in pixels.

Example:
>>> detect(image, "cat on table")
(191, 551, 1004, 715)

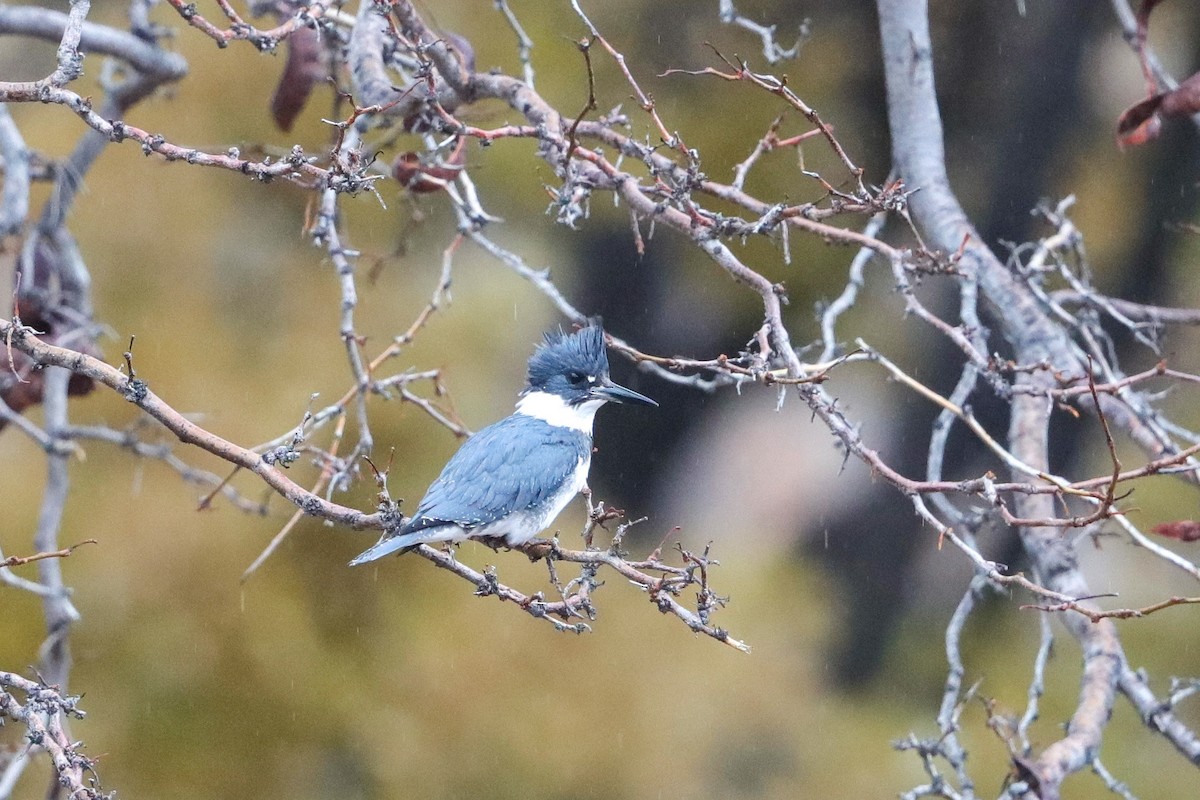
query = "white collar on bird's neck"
(515, 391, 603, 433)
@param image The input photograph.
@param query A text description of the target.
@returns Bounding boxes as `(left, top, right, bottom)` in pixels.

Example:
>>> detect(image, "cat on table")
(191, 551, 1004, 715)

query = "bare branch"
(0, 672, 101, 799)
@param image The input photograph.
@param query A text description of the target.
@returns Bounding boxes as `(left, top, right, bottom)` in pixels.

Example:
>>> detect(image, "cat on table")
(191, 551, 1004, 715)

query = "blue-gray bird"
(349, 323, 656, 565)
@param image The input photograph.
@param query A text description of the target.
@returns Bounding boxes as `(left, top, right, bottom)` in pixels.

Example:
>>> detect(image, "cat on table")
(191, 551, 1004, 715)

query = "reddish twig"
(0, 538, 96, 568)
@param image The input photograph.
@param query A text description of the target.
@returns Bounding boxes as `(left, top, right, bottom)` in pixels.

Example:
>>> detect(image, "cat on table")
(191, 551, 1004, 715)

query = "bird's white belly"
(478, 455, 590, 546)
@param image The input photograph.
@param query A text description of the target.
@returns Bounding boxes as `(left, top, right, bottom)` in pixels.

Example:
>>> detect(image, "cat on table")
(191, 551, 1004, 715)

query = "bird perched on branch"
(350, 322, 656, 565)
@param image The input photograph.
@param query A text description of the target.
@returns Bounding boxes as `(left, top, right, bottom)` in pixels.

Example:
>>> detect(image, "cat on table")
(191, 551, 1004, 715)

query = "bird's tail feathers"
(348, 532, 421, 566)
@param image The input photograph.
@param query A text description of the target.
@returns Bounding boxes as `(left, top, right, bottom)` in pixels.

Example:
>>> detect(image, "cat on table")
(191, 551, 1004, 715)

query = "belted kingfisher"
(349, 322, 656, 565)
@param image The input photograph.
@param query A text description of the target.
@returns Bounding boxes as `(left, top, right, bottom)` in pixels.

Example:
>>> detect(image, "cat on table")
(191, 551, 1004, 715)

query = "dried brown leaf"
(1116, 71, 1200, 148)
(1116, 94, 1164, 148)
(1150, 520, 1200, 542)
(391, 139, 466, 193)
(270, 27, 325, 132)
(1159, 70, 1200, 118)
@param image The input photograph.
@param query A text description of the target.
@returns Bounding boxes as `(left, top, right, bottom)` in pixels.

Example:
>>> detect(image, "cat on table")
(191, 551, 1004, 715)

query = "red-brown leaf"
(1116, 94, 1164, 148)
(391, 153, 443, 193)
(2, 239, 100, 431)
(391, 139, 466, 193)
(1150, 520, 1200, 542)
(1159, 70, 1200, 118)
(1118, 70, 1200, 148)
(270, 27, 325, 132)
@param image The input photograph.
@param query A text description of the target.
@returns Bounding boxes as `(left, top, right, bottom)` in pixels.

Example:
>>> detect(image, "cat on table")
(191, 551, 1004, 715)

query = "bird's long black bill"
(595, 380, 657, 406)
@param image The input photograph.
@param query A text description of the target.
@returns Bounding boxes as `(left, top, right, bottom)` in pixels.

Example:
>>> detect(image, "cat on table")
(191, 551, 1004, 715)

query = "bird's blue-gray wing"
(349, 417, 589, 564)
(408, 416, 589, 530)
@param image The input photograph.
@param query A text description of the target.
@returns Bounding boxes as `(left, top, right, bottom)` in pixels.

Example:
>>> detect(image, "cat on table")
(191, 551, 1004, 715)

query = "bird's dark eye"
(567, 371, 586, 385)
